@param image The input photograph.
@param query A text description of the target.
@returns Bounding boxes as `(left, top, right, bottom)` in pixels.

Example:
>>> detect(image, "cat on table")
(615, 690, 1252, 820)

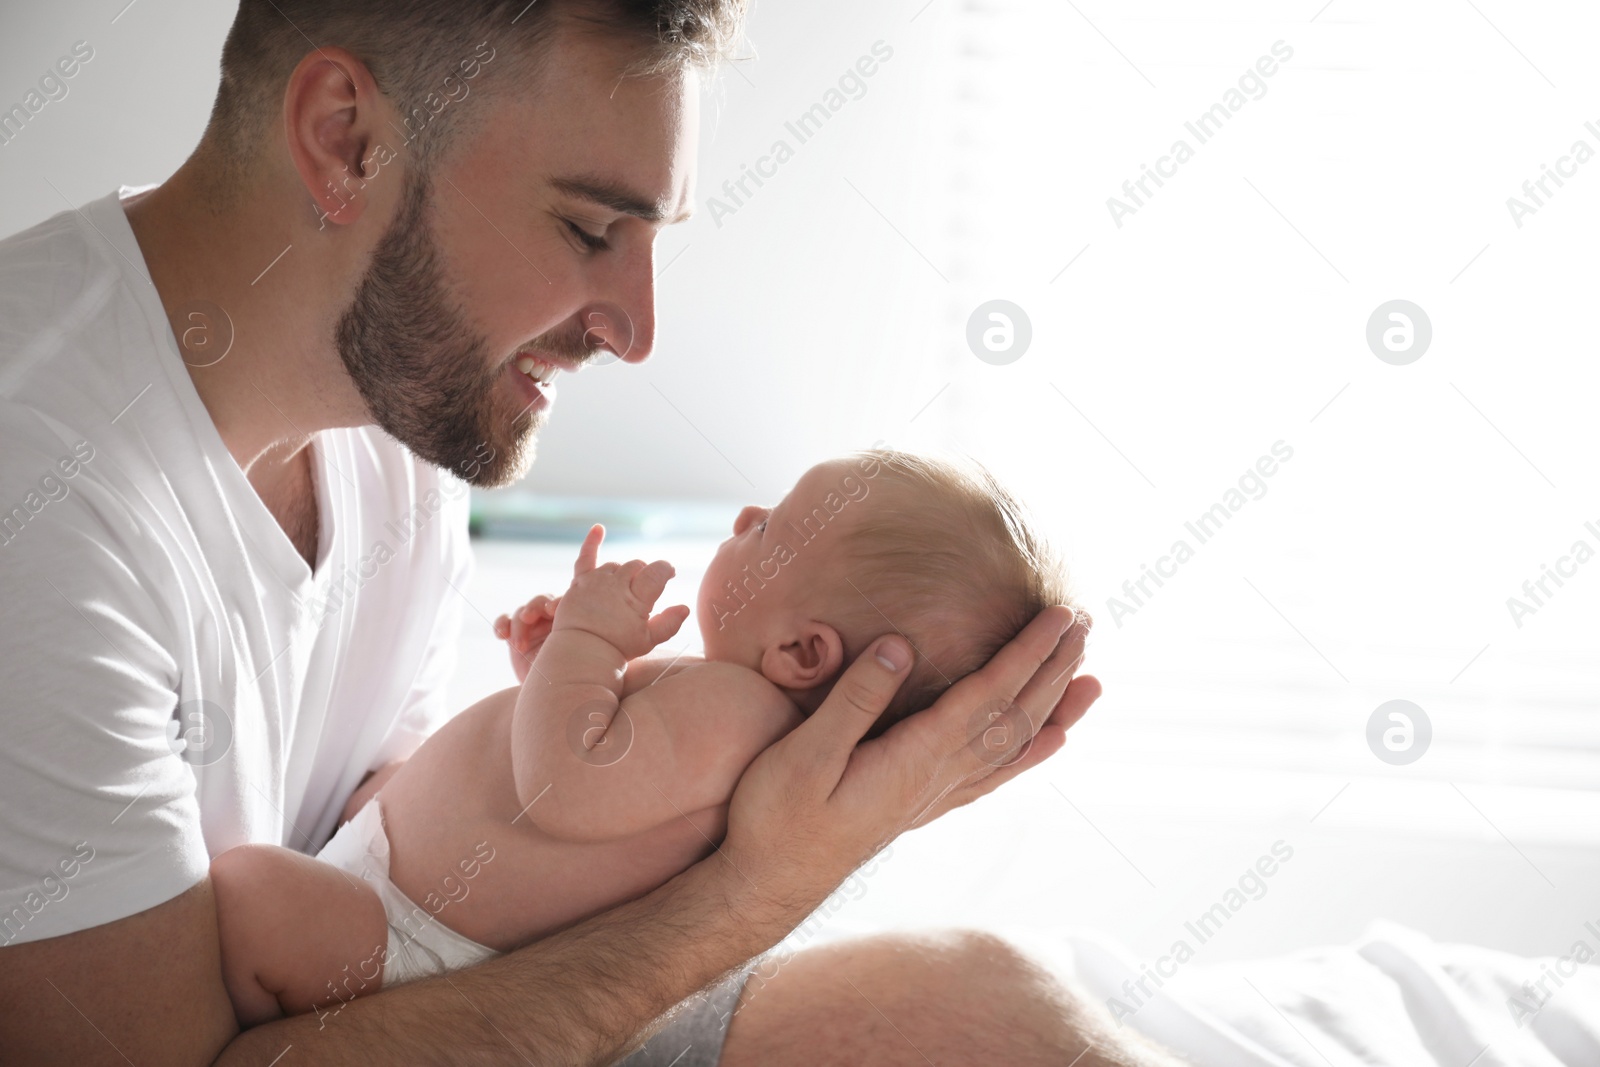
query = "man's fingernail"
(875, 636, 911, 671)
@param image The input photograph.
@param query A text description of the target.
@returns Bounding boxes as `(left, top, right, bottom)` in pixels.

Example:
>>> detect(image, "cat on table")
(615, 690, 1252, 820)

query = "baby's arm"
(511, 526, 797, 843)
(601, 660, 805, 841)
(621, 650, 697, 692)
(209, 843, 389, 1027)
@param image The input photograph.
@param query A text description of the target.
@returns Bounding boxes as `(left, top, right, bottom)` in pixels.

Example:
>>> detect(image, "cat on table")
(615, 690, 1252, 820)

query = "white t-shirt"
(0, 187, 473, 947)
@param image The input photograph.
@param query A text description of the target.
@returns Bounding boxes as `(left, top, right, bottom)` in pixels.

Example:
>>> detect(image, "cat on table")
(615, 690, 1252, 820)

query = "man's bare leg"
(719, 930, 1189, 1067)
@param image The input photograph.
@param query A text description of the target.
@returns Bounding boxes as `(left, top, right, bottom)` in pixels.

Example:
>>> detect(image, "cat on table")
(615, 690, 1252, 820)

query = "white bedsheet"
(1003, 921, 1600, 1067)
(780, 916, 1600, 1066)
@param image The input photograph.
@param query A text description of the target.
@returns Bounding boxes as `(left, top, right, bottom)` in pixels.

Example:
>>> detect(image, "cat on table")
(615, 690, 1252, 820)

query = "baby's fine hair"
(835, 449, 1079, 737)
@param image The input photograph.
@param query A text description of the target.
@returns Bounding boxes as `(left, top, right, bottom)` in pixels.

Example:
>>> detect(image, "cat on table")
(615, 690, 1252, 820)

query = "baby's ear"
(760, 621, 845, 691)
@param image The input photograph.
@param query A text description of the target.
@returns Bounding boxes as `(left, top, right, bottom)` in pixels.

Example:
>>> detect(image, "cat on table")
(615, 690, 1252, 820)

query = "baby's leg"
(211, 842, 389, 1027)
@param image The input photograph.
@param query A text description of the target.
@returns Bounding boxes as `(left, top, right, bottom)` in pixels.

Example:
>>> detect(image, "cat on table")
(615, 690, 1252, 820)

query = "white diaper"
(315, 796, 501, 988)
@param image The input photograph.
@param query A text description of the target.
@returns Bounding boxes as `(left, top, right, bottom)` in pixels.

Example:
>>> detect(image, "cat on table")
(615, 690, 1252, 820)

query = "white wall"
(0, 0, 233, 225)
(524, 1, 956, 502)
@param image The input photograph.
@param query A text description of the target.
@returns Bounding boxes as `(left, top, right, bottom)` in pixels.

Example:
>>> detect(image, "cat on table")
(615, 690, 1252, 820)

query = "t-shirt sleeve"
(365, 477, 475, 770)
(0, 443, 206, 946)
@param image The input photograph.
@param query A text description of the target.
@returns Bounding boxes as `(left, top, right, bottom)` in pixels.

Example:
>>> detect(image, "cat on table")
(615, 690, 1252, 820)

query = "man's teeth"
(514, 355, 560, 386)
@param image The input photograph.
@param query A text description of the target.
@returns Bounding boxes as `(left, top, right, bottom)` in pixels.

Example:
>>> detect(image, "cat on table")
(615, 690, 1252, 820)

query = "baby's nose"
(734, 505, 763, 533)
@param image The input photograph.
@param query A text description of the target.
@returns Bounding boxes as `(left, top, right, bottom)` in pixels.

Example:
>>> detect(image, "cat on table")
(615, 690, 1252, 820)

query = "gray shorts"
(611, 962, 757, 1067)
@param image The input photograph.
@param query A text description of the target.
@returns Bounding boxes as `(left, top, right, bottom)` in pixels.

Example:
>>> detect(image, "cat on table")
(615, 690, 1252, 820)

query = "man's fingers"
(946, 641, 1096, 788)
(970, 676, 1097, 788)
(943, 674, 1101, 811)
(1006, 613, 1092, 737)
(878, 607, 1089, 811)
(574, 524, 604, 575)
(915, 723, 1069, 829)
(1045, 673, 1101, 731)
(983, 721, 1067, 787)
(926, 606, 1075, 744)
(795, 634, 913, 775)
(963, 698, 1041, 771)
(978, 604, 1077, 695)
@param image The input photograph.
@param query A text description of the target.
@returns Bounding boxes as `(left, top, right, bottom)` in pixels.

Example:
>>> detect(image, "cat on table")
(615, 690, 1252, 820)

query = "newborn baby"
(211, 449, 1073, 1026)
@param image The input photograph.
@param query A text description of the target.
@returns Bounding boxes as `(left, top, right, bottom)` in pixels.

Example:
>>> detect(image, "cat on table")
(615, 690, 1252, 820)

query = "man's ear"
(760, 621, 845, 691)
(283, 46, 385, 229)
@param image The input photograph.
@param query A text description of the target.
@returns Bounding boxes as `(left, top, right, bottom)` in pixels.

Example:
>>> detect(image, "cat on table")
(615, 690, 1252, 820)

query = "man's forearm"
(212, 852, 782, 1066)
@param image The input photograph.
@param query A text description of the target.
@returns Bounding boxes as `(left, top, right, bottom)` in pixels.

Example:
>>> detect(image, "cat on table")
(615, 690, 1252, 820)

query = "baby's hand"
(494, 594, 561, 684)
(553, 525, 690, 661)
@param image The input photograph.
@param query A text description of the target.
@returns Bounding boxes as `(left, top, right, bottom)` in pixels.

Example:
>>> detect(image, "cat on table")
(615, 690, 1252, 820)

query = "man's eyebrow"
(550, 176, 692, 224)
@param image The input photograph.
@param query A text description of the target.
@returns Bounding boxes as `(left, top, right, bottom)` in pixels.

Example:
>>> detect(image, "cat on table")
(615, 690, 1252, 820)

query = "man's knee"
(935, 927, 1056, 990)
(724, 929, 1068, 1067)
(737, 928, 1039, 1011)
(723, 929, 1187, 1067)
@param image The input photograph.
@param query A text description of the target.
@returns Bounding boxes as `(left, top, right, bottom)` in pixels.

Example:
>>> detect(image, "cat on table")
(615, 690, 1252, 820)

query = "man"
(0, 2, 1176, 1064)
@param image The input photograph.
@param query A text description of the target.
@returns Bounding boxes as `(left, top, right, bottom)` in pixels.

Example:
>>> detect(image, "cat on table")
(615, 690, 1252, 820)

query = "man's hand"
(494, 594, 561, 683)
(716, 606, 1097, 932)
(550, 524, 690, 661)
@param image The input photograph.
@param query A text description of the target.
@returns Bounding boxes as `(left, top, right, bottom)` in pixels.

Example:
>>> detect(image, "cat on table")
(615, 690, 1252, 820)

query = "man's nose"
(582, 243, 657, 364)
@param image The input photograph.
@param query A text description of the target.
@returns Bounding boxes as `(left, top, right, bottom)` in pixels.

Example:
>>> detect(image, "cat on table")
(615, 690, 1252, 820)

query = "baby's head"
(697, 449, 1078, 737)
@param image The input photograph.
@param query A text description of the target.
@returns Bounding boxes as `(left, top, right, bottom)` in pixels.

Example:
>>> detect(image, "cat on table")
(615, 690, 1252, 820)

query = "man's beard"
(333, 165, 592, 488)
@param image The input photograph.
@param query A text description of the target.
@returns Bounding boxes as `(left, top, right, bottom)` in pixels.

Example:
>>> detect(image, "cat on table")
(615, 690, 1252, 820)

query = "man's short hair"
(203, 0, 745, 182)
